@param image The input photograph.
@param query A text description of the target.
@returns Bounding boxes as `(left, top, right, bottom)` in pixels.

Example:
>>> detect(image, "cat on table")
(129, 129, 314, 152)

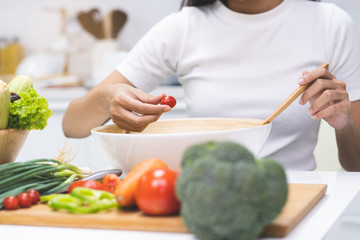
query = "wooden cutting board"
(0, 183, 327, 237)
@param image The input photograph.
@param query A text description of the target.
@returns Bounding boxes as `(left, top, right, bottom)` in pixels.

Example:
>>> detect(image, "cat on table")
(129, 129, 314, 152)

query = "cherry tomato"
(68, 180, 104, 193)
(27, 189, 40, 205)
(135, 168, 180, 215)
(17, 192, 32, 208)
(3, 195, 19, 210)
(102, 174, 122, 193)
(160, 96, 176, 108)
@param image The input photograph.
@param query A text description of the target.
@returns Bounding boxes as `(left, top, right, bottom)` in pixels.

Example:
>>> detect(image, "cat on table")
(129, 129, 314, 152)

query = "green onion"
(0, 159, 91, 208)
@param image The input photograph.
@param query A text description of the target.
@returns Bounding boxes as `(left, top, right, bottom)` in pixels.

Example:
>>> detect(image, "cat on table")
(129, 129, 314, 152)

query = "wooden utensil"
(77, 8, 104, 39)
(103, 10, 114, 39)
(260, 63, 329, 125)
(111, 10, 127, 38)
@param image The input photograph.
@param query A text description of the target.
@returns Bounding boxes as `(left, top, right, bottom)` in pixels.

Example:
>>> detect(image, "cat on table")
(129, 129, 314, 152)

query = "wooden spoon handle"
(260, 63, 329, 125)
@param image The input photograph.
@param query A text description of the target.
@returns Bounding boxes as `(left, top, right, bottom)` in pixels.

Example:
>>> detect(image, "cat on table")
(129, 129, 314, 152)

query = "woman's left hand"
(298, 65, 352, 129)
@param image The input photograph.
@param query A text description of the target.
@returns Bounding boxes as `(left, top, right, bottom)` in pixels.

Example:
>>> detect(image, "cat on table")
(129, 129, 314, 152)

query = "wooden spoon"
(103, 10, 114, 39)
(111, 10, 127, 38)
(260, 63, 329, 125)
(77, 8, 104, 39)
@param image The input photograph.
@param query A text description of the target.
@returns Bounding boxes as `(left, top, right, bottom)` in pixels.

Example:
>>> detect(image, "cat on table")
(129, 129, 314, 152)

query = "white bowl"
(91, 118, 271, 174)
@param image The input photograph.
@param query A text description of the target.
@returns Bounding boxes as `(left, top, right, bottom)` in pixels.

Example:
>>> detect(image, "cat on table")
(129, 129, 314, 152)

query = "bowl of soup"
(91, 118, 271, 174)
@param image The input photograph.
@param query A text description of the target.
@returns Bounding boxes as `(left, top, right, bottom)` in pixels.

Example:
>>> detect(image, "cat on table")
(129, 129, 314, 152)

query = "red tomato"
(3, 195, 19, 210)
(102, 174, 122, 193)
(160, 96, 176, 108)
(27, 189, 40, 205)
(135, 168, 180, 215)
(17, 192, 32, 208)
(68, 180, 104, 193)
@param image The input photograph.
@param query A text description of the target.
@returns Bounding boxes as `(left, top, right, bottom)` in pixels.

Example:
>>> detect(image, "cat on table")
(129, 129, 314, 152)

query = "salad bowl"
(91, 118, 271, 174)
(0, 129, 29, 164)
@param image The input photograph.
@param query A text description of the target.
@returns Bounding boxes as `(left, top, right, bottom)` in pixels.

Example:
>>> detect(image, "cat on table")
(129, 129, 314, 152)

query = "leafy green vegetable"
(7, 88, 53, 130)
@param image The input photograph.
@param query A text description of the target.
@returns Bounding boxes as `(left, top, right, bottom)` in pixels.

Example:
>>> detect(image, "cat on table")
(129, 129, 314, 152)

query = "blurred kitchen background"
(0, 0, 358, 170)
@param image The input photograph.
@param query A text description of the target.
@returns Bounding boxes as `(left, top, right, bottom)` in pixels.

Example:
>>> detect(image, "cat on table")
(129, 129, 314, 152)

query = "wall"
(0, 0, 182, 81)
(0, 0, 182, 52)
(1, 0, 359, 82)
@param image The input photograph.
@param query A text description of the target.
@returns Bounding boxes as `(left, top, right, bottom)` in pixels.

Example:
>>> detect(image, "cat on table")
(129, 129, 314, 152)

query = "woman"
(63, 0, 360, 171)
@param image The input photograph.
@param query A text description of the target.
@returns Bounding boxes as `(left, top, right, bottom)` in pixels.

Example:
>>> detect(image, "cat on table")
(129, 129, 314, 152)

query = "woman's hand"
(62, 71, 171, 138)
(298, 65, 351, 129)
(103, 83, 171, 132)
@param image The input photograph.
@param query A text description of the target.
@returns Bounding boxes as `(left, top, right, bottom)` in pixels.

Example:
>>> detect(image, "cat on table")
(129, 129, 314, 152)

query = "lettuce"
(8, 88, 53, 130)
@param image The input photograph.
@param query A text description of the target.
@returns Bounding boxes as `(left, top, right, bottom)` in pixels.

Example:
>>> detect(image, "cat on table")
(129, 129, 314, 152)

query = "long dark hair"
(181, 0, 319, 7)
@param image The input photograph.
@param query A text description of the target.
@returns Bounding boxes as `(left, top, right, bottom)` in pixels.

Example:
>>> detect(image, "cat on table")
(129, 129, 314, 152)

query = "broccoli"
(176, 141, 288, 240)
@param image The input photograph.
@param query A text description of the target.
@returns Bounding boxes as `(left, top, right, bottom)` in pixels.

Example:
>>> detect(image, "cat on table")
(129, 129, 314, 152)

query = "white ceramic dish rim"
(91, 118, 271, 138)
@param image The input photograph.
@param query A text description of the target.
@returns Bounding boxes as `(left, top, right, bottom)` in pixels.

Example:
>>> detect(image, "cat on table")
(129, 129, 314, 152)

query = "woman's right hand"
(103, 82, 171, 132)
(62, 71, 171, 138)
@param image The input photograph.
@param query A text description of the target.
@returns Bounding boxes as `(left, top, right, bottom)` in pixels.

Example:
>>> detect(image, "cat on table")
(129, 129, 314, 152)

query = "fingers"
(307, 89, 349, 119)
(296, 66, 352, 128)
(132, 88, 166, 105)
(309, 101, 351, 122)
(108, 85, 171, 132)
(124, 96, 171, 115)
(113, 87, 171, 115)
(299, 78, 346, 105)
(111, 108, 162, 132)
(297, 65, 333, 85)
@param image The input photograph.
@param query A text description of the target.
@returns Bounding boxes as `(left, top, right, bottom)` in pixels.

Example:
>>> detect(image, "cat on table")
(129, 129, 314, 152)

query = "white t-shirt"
(117, 0, 360, 170)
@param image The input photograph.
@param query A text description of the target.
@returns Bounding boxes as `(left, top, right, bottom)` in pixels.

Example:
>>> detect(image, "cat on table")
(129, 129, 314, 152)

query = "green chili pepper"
(71, 187, 118, 211)
(40, 194, 58, 203)
(43, 187, 118, 214)
(71, 187, 115, 203)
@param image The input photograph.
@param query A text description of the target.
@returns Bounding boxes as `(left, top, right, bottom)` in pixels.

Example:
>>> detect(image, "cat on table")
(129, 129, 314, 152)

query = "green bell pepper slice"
(44, 187, 118, 214)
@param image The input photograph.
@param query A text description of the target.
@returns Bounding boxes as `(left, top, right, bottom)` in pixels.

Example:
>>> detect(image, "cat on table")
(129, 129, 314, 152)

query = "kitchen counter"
(1, 170, 359, 240)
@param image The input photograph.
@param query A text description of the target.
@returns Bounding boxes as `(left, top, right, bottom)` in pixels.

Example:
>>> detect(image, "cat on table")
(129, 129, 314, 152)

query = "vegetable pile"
(0, 159, 92, 209)
(176, 141, 288, 240)
(114, 157, 180, 216)
(0, 75, 52, 131)
(3, 189, 40, 210)
(41, 187, 118, 214)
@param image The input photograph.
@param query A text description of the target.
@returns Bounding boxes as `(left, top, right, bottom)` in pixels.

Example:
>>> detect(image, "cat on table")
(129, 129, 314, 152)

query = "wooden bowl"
(0, 129, 29, 164)
(91, 118, 271, 174)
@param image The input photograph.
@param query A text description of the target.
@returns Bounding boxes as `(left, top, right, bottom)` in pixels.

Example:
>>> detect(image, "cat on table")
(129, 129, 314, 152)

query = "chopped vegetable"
(0, 159, 92, 209)
(102, 174, 122, 193)
(67, 180, 105, 193)
(43, 187, 118, 214)
(7, 88, 52, 130)
(114, 157, 168, 207)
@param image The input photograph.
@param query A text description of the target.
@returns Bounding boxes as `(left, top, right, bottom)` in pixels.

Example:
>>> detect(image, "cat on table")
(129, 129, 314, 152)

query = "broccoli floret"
(176, 141, 288, 240)
(181, 141, 255, 167)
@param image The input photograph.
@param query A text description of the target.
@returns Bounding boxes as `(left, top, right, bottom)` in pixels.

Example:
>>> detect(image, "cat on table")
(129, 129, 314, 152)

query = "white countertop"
(1, 170, 359, 240)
